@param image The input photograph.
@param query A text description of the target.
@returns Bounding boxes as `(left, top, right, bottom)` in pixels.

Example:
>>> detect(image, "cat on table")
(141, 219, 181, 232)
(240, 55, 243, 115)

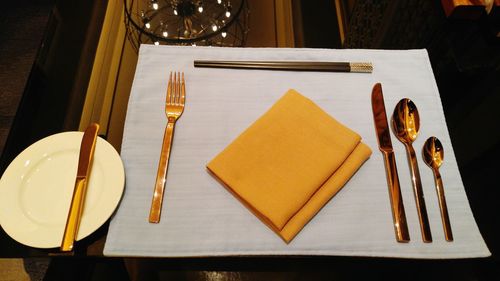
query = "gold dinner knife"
(371, 83, 410, 242)
(60, 123, 99, 252)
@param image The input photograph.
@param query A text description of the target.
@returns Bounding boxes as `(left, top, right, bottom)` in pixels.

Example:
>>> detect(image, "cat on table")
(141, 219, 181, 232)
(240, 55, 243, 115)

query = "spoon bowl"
(423, 136, 444, 169)
(392, 98, 420, 144)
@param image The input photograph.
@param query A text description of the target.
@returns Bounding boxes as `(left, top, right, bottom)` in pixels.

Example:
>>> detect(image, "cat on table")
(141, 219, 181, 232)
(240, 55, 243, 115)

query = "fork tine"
(176, 72, 180, 104)
(180, 72, 186, 105)
(173, 72, 178, 105)
(175, 71, 181, 105)
(166, 72, 172, 104)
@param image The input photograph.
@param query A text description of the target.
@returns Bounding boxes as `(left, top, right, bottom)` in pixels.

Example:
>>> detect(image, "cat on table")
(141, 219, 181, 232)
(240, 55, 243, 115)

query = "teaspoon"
(392, 98, 432, 242)
(423, 137, 453, 241)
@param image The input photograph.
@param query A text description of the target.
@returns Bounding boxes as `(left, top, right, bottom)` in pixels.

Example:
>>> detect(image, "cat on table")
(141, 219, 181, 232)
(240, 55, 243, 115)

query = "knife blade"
(60, 123, 99, 252)
(371, 83, 410, 242)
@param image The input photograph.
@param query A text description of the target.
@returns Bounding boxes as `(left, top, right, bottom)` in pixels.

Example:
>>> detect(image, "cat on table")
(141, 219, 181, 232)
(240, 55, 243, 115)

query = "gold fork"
(149, 71, 186, 223)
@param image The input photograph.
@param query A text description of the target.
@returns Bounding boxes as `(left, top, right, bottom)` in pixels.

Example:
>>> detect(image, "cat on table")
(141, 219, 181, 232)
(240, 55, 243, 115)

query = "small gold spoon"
(392, 98, 432, 242)
(423, 137, 453, 241)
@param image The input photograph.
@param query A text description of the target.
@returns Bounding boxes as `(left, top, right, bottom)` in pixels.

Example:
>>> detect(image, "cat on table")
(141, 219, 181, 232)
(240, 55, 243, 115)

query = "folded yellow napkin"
(207, 89, 372, 243)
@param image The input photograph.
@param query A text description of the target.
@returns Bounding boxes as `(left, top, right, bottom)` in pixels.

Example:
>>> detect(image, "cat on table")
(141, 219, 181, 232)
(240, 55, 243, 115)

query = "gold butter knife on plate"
(60, 123, 99, 252)
(371, 83, 410, 243)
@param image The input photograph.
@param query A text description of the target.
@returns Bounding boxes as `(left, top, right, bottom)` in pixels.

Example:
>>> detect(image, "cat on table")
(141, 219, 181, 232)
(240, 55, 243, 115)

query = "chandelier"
(124, 0, 249, 51)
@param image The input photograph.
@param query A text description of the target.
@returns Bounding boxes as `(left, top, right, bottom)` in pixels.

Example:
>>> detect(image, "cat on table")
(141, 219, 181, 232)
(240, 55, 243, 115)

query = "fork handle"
(149, 120, 176, 223)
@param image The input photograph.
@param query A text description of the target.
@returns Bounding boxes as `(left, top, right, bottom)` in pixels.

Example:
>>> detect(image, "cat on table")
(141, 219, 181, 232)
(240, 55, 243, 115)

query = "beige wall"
(246, 0, 278, 47)
(106, 38, 138, 151)
(79, 0, 137, 151)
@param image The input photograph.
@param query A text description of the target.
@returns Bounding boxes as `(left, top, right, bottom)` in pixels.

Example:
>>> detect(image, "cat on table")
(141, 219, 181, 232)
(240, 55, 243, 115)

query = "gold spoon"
(423, 137, 453, 241)
(392, 98, 432, 242)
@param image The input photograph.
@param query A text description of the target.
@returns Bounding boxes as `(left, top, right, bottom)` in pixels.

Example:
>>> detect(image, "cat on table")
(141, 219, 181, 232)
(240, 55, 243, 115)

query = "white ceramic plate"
(0, 132, 125, 248)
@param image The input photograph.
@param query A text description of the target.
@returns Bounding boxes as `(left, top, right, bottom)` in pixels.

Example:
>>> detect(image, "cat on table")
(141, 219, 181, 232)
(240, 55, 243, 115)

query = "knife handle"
(61, 178, 87, 251)
(149, 121, 175, 223)
(382, 151, 410, 242)
(405, 143, 432, 243)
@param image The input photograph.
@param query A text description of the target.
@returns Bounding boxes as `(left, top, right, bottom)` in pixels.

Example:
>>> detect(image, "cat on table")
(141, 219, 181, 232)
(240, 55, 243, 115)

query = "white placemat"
(104, 45, 490, 258)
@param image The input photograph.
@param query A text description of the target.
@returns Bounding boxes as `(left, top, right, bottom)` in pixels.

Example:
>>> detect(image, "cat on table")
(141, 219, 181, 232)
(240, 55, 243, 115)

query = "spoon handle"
(433, 168, 453, 241)
(405, 144, 433, 242)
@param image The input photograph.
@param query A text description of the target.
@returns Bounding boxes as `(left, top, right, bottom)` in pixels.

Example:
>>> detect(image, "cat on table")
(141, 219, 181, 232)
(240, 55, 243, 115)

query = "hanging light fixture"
(124, 0, 249, 51)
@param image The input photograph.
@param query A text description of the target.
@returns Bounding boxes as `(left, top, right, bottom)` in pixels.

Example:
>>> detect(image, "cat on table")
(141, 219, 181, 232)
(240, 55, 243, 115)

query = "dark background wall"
(0, 0, 107, 174)
(0, 1, 53, 159)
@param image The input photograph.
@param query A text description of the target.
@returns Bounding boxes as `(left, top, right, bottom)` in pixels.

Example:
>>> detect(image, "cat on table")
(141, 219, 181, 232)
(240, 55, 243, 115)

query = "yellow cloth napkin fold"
(207, 89, 372, 243)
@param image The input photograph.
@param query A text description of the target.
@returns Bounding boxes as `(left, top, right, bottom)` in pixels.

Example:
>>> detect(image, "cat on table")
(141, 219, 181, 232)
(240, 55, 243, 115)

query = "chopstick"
(193, 60, 373, 73)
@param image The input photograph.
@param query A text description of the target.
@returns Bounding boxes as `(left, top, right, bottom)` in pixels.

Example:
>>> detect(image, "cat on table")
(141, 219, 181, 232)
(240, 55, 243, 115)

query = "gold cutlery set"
(57, 68, 450, 251)
(58, 72, 187, 251)
(146, 73, 453, 242)
(372, 83, 453, 243)
(145, 73, 453, 243)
